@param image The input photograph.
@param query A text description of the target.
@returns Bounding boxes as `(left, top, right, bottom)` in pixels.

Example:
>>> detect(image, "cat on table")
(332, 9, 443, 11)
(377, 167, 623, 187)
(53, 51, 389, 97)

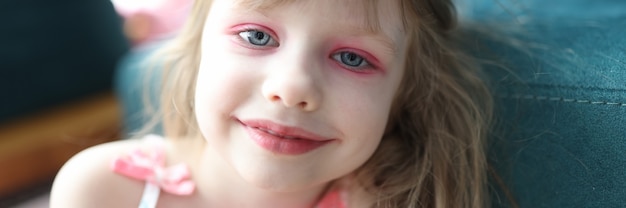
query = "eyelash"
(233, 26, 280, 49)
(330, 50, 377, 72)
(233, 26, 378, 72)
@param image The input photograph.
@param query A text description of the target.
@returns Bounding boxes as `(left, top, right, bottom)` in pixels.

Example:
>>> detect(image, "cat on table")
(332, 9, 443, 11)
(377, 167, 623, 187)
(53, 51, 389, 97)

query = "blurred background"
(0, 0, 190, 207)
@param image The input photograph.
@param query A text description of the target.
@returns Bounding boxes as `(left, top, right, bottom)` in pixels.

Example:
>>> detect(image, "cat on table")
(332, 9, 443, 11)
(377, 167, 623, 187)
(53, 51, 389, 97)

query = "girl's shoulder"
(320, 176, 377, 208)
(50, 135, 172, 208)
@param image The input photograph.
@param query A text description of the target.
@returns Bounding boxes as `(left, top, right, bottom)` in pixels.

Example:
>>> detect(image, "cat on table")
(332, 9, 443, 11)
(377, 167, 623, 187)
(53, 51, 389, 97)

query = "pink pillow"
(112, 0, 192, 45)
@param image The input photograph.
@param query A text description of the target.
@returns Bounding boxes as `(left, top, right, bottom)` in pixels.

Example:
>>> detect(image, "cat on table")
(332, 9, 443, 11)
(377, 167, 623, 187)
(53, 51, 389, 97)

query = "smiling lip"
(237, 119, 334, 155)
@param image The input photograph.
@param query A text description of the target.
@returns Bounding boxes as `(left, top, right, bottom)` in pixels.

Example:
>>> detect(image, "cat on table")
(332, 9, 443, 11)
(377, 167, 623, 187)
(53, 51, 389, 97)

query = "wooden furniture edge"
(0, 92, 122, 197)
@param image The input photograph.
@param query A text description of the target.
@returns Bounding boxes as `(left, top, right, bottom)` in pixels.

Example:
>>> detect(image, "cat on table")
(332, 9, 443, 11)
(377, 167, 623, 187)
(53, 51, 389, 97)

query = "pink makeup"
(325, 41, 389, 77)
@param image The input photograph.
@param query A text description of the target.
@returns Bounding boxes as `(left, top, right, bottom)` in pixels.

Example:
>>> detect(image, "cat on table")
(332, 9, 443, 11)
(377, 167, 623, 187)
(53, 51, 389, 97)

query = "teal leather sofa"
(114, 0, 626, 207)
(0, 0, 129, 199)
(0, 0, 129, 121)
(466, 0, 626, 207)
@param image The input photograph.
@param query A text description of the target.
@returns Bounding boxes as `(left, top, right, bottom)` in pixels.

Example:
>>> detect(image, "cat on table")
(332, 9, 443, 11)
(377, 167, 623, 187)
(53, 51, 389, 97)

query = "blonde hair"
(144, 0, 493, 207)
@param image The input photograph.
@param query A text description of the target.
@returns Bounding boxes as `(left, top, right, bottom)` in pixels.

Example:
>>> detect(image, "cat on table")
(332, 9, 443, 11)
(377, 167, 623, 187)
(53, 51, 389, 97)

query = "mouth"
(236, 118, 334, 155)
(251, 127, 301, 140)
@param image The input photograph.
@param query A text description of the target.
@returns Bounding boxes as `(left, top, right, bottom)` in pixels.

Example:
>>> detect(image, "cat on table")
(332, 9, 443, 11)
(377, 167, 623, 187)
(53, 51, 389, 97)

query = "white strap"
(138, 183, 161, 208)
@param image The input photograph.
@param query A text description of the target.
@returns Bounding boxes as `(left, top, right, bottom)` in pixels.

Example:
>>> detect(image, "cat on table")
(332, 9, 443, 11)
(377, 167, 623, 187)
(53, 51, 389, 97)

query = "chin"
(233, 159, 330, 193)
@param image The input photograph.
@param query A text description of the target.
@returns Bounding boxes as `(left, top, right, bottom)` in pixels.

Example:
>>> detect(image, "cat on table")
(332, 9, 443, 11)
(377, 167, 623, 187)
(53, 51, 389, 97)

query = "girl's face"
(195, 0, 405, 191)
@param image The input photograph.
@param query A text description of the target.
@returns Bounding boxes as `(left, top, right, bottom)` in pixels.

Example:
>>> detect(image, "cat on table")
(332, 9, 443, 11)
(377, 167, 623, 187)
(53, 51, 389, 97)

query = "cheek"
(194, 37, 260, 131)
(197, 32, 259, 103)
(342, 99, 390, 143)
(331, 76, 397, 136)
(329, 85, 395, 162)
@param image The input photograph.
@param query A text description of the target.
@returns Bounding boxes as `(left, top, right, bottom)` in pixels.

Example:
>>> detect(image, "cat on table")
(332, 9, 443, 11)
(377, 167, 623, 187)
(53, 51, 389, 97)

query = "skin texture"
(50, 0, 406, 207)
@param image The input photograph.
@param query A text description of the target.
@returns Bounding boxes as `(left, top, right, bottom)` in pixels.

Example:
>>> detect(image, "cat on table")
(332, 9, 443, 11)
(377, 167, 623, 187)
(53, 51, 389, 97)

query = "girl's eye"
(238, 30, 277, 46)
(331, 52, 371, 69)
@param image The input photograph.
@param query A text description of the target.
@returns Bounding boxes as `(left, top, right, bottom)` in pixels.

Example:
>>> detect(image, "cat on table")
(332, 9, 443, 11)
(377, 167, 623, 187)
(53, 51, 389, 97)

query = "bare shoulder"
(50, 139, 147, 208)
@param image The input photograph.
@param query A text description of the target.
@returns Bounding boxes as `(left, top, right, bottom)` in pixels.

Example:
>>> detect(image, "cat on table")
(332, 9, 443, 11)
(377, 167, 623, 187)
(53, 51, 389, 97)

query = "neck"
(181, 141, 330, 208)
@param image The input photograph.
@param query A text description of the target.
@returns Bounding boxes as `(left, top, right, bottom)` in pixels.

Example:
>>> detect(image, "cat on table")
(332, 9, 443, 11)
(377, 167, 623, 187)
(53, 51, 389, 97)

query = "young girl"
(51, 0, 492, 207)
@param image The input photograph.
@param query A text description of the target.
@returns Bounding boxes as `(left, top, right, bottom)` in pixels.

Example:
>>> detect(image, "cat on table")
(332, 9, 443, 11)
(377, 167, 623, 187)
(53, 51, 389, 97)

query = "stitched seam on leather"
(495, 83, 626, 92)
(497, 94, 626, 107)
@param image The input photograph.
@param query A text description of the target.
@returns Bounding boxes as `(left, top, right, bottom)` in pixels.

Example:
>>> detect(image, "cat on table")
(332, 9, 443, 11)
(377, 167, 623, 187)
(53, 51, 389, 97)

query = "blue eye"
(239, 30, 274, 46)
(332, 52, 369, 68)
(340, 52, 364, 67)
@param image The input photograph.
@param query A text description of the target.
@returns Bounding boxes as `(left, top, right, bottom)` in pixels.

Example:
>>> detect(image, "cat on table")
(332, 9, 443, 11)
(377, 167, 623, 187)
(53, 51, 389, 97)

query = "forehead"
(236, 0, 391, 28)
(232, 0, 405, 50)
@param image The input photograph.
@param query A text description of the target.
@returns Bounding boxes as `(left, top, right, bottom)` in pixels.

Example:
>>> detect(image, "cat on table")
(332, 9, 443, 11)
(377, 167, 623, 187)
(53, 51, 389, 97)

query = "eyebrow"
(341, 24, 398, 55)
(232, 1, 398, 54)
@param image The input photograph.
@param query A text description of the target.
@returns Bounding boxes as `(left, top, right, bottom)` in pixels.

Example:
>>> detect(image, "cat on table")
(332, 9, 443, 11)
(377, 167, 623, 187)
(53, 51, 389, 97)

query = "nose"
(261, 59, 322, 112)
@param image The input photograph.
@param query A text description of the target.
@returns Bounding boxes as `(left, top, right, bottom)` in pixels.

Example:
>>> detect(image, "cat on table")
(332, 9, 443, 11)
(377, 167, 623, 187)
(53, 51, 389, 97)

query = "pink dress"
(111, 135, 347, 208)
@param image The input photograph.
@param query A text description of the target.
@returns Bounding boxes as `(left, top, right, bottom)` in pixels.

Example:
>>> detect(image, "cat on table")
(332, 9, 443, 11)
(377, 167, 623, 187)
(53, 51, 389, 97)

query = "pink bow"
(111, 148, 195, 195)
(315, 188, 347, 208)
